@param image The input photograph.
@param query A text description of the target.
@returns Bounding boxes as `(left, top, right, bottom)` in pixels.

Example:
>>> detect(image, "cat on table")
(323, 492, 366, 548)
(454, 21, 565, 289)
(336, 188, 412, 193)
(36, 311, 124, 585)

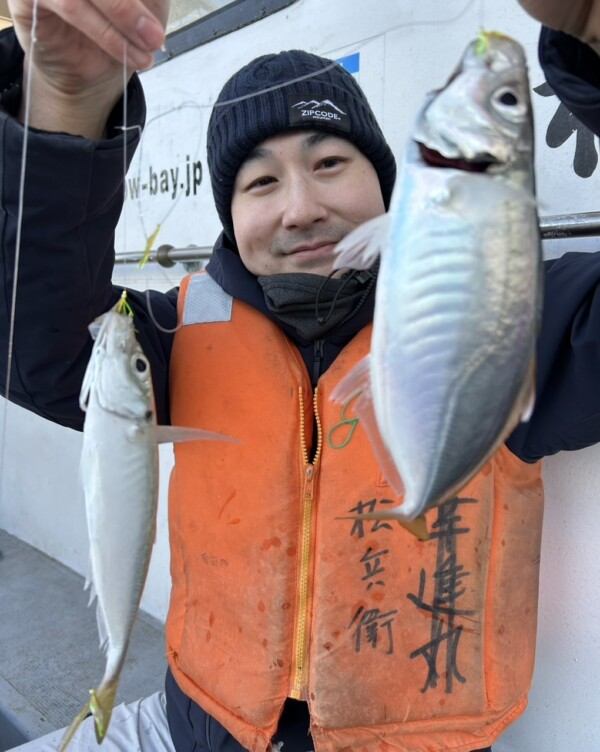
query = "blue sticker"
(336, 53, 360, 75)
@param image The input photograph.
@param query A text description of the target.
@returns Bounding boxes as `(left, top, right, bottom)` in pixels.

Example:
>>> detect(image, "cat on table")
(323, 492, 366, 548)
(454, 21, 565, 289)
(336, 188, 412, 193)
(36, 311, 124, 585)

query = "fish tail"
(90, 681, 119, 743)
(58, 699, 91, 752)
(58, 681, 118, 751)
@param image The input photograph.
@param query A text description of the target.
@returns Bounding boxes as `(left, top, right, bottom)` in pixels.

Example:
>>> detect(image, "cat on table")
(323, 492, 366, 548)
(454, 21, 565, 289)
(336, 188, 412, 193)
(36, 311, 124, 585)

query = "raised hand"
(517, 0, 600, 42)
(8, 0, 169, 136)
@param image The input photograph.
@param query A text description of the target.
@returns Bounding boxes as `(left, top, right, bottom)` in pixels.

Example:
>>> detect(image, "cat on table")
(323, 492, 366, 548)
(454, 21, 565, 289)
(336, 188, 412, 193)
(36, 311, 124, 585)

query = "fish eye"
(491, 85, 527, 120)
(499, 90, 518, 106)
(132, 354, 149, 375)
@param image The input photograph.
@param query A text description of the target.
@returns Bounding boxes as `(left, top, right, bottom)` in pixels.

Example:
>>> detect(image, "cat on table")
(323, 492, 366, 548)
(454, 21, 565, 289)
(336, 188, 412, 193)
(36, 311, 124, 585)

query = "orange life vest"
(166, 272, 544, 752)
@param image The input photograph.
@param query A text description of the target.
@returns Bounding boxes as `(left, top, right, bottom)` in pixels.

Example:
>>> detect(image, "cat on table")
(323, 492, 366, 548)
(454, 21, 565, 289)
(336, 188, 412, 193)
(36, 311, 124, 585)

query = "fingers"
(48, 0, 166, 69)
(516, 0, 594, 40)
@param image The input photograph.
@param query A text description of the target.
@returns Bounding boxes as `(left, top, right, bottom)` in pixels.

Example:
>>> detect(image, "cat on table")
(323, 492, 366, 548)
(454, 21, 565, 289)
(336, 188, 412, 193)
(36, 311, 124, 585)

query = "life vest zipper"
(291, 385, 322, 699)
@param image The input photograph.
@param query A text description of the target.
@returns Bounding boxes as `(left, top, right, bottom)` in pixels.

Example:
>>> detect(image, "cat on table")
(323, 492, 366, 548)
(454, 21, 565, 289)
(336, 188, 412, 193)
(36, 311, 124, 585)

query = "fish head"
(83, 309, 155, 422)
(412, 32, 533, 185)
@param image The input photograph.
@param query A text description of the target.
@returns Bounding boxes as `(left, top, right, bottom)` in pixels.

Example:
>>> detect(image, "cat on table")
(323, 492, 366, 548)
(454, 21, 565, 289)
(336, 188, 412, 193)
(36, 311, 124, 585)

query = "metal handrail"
(114, 211, 600, 267)
(539, 211, 600, 239)
(114, 244, 213, 267)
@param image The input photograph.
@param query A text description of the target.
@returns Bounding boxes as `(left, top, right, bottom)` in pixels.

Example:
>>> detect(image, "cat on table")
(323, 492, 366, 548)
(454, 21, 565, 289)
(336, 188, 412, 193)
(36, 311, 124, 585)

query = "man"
(2, 1, 600, 751)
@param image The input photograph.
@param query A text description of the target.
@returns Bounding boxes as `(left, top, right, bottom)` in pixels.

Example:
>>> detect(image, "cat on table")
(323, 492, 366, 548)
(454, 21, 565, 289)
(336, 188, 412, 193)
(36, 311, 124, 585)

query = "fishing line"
(122, 41, 129, 220)
(5, 1, 39, 396)
(116, 44, 146, 260)
(319, 0, 479, 54)
(0, 0, 40, 504)
(116, 42, 185, 336)
(124, 101, 204, 262)
(478, 0, 488, 32)
(205, 0, 479, 110)
(115, 37, 176, 337)
(211, 62, 338, 107)
(141, 289, 180, 334)
(145, 0, 479, 120)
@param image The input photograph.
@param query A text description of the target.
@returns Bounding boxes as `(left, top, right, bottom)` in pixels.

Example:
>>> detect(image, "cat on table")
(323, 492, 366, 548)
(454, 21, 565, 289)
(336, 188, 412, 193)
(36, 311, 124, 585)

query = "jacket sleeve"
(0, 28, 176, 431)
(506, 252, 600, 461)
(537, 27, 600, 135)
(505, 29, 600, 462)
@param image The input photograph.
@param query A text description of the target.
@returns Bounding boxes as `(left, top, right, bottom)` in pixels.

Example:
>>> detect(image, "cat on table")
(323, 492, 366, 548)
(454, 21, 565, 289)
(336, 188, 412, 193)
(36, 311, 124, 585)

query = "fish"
(59, 293, 233, 750)
(331, 32, 542, 524)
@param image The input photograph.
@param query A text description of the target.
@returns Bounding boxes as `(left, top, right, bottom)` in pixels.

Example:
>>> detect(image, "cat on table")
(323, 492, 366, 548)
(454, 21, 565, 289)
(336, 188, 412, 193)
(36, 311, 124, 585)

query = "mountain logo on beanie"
(288, 94, 350, 131)
(293, 99, 346, 114)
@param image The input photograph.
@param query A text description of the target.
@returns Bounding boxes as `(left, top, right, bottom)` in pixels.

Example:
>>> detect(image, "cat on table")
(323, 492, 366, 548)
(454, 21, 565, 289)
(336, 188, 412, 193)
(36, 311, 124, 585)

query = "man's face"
(231, 131, 386, 276)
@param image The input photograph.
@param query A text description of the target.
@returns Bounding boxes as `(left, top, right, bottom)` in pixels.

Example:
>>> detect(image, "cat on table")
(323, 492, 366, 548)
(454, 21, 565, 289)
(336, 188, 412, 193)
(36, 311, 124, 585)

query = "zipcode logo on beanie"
(288, 94, 350, 131)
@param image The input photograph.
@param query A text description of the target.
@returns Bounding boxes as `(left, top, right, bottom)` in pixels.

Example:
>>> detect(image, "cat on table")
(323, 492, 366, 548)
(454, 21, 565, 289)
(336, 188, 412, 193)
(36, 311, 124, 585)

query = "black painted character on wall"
(535, 82, 598, 178)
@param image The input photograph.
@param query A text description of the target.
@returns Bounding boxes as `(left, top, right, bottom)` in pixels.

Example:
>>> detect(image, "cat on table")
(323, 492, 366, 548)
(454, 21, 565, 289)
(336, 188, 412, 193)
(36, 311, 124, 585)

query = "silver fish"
(332, 32, 541, 524)
(60, 295, 231, 750)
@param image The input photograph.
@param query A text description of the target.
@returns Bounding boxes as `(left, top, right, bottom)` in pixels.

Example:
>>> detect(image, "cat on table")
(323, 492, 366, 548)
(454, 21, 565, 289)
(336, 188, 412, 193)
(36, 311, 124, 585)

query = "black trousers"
(165, 668, 491, 752)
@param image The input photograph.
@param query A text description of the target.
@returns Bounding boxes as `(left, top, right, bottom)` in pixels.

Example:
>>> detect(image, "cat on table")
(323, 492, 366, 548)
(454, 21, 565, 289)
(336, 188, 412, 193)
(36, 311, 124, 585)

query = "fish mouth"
(418, 142, 498, 173)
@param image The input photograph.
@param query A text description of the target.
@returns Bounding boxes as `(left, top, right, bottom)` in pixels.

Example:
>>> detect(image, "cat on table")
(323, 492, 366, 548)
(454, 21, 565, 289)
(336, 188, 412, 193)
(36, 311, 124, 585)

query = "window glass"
(167, 0, 233, 35)
(157, 0, 298, 64)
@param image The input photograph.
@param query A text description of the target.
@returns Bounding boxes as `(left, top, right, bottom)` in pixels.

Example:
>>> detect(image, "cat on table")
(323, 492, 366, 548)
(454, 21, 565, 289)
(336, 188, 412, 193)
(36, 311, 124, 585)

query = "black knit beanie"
(207, 49, 397, 246)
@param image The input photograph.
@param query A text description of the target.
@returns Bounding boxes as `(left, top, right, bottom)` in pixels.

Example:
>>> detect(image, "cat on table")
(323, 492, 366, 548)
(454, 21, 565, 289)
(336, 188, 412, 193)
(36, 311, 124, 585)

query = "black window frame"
(154, 0, 300, 66)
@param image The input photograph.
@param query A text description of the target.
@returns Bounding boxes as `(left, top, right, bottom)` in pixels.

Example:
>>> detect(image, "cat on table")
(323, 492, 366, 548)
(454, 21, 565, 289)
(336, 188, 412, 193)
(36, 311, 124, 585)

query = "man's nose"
(281, 176, 328, 229)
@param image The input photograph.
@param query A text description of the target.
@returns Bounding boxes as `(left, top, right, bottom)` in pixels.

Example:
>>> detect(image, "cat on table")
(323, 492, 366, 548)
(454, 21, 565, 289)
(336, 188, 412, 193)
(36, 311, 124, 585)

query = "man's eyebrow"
(303, 132, 338, 150)
(241, 132, 343, 167)
(241, 145, 272, 166)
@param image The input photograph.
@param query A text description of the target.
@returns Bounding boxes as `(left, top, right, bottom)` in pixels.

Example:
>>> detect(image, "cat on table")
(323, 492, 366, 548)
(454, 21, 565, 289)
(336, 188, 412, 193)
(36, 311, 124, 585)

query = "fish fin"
(58, 699, 93, 752)
(90, 682, 119, 744)
(83, 557, 93, 596)
(88, 320, 103, 340)
(79, 347, 100, 413)
(330, 353, 371, 404)
(151, 425, 239, 445)
(397, 515, 429, 542)
(519, 360, 536, 423)
(81, 548, 108, 653)
(330, 356, 405, 497)
(337, 509, 428, 540)
(332, 214, 389, 271)
(520, 390, 535, 423)
(79, 451, 106, 648)
(83, 565, 109, 653)
(95, 600, 110, 655)
(85, 577, 96, 606)
(79, 452, 106, 650)
(58, 681, 119, 751)
(89, 593, 109, 653)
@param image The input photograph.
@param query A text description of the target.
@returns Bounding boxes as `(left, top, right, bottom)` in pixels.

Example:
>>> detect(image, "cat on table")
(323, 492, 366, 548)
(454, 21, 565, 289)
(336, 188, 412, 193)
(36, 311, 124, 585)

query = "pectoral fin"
(333, 214, 389, 271)
(330, 355, 405, 497)
(151, 426, 239, 445)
